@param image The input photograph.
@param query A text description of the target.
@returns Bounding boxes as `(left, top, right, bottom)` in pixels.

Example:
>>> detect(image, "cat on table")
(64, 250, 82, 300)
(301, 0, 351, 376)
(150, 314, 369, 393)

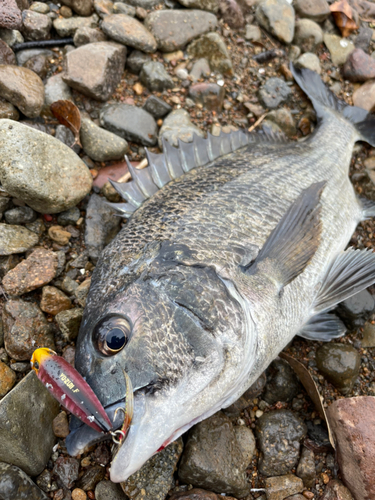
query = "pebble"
(75, 278, 91, 307)
(323, 34, 355, 66)
(144, 9, 217, 52)
(53, 13, 99, 37)
(0, 99, 18, 120)
(158, 108, 204, 148)
(36, 469, 55, 493)
(74, 26, 107, 46)
(319, 479, 355, 500)
(0, 223, 39, 255)
(189, 82, 225, 111)
(234, 425, 256, 463)
(293, 0, 330, 22)
(0, 66, 44, 118)
(26, 218, 46, 238)
(177, 0, 219, 11)
(95, 480, 126, 499)
(123, 438, 183, 500)
(48, 225, 72, 246)
(0, 254, 19, 279)
(0, 39, 16, 65)
(219, 0, 244, 29)
(4, 206, 36, 225)
(53, 411, 70, 438)
(355, 27, 373, 52)
(72, 488, 87, 500)
(343, 47, 375, 82)
(263, 359, 300, 404)
(179, 412, 250, 497)
(353, 80, 375, 111)
(361, 322, 375, 347)
(56, 307, 83, 341)
(187, 32, 232, 74)
(30, 2, 50, 13)
(265, 475, 304, 500)
(0, 360, 16, 396)
(0, 462, 49, 499)
(40, 286, 72, 315)
(337, 289, 375, 328)
(80, 117, 128, 162)
(16, 47, 53, 66)
(126, 49, 150, 74)
(190, 58, 211, 81)
(100, 103, 158, 146)
(255, 409, 307, 476)
(258, 77, 292, 109)
(293, 19, 323, 53)
(102, 14, 157, 53)
(53, 457, 80, 489)
(63, 41, 126, 101)
(3, 298, 55, 360)
(24, 54, 49, 79)
(44, 73, 73, 109)
(245, 24, 261, 42)
(10, 361, 30, 372)
(0, 0, 22, 30)
(255, 0, 295, 45)
(78, 465, 105, 491)
(0, 27, 23, 47)
(265, 108, 296, 137)
(327, 398, 375, 499)
(143, 95, 172, 118)
(169, 490, 219, 500)
(57, 207, 81, 227)
(316, 343, 360, 394)
(296, 447, 315, 488)
(0, 370, 59, 475)
(22, 10, 52, 40)
(295, 52, 321, 73)
(60, 5, 73, 17)
(140, 60, 174, 91)
(113, 2, 136, 15)
(94, 0, 114, 18)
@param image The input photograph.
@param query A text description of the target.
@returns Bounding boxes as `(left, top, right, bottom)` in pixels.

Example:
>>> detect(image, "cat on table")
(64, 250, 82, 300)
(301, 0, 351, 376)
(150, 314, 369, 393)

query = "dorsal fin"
(107, 128, 289, 217)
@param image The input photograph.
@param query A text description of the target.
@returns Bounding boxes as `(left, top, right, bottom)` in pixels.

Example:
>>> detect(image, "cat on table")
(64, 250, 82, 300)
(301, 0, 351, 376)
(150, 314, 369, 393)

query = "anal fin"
(298, 313, 346, 341)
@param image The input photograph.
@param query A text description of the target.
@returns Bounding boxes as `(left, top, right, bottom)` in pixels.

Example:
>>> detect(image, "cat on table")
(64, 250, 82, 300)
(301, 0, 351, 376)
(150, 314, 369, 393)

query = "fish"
(66, 65, 375, 483)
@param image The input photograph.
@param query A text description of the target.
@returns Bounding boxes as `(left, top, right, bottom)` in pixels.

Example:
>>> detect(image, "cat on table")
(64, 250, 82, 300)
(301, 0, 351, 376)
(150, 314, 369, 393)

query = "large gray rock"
(256, 0, 295, 44)
(53, 13, 98, 37)
(81, 117, 128, 161)
(0, 120, 92, 213)
(158, 109, 204, 148)
(0, 224, 38, 255)
(100, 103, 158, 146)
(102, 14, 157, 53)
(0, 66, 44, 118)
(21, 10, 52, 40)
(63, 41, 126, 101)
(144, 9, 217, 52)
(0, 463, 48, 499)
(0, 371, 59, 476)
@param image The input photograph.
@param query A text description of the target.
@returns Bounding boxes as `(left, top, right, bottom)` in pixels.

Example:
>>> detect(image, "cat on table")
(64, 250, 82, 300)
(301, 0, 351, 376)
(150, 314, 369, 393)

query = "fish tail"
(290, 63, 375, 147)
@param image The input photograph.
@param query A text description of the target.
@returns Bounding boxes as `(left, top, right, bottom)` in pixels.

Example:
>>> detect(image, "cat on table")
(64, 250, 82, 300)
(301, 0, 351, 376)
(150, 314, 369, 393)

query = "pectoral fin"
(298, 313, 346, 341)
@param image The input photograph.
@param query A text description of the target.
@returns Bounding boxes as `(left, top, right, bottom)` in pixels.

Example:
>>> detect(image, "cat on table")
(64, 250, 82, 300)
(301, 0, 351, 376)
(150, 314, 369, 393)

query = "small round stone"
(72, 489, 87, 500)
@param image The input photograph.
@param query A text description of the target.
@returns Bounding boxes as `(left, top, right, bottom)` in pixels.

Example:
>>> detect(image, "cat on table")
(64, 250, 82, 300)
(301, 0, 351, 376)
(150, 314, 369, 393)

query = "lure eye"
(94, 316, 131, 356)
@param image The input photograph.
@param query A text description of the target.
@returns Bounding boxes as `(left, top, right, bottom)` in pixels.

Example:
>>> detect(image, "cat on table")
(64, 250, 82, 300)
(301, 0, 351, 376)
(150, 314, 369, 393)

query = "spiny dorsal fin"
(298, 313, 346, 341)
(107, 128, 289, 217)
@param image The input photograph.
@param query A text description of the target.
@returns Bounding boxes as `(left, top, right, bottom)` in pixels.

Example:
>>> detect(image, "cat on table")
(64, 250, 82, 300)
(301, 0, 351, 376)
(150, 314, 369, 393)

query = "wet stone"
(159, 108, 204, 148)
(179, 412, 250, 497)
(324, 34, 355, 66)
(100, 103, 157, 146)
(258, 77, 292, 109)
(0, 224, 38, 256)
(361, 322, 375, 347)
(296, 447, 315, 488)
(40, 286, 72, 315)
(4, 206, 36, 225)
(187, 32, 232, 74)
(190, 58, 211, 81)
(319, 480, 355, 500)
(102, 14, 157, 53)
(123, 438, 183, 500)
(0, 28, 23, 47)
(353, 80, 375, 112)
(255, 0, 295, 45)
(56, 307, 83, 341)
(36, 469, 55, 493)
(293, 0, 330, 22)
(53, 13, 99, 37)
(343, 48, 375, 82)
(0, 371, 59, 475)
(293, 19, 323, 53)
(0, 99, 19, 120)
(264, 475, 304, 500)
(22, 10, 52, 40)
(113, 2, 136, 15)
(75, 278, 91, 307)
(263, 359, 300, 404)
(0, 0, 22, 30)
(0, 360, 16, 396)
(0, 66, 44, 118)
(81, 117, 128, 162)
(53, 411, 70, 438)
(140, 60, 174, 91)
(189, 83, 225, 112)
(337, 289, 375, 328)
(73, 26, 107, 46)
(295, 52, 321, 74)
(44, 74, 73, 108)
(0, 462, 49, 499)
(3, 298, 55, 360)
(2, 248, 58, 295)
(53, 457, 80, 489)
(78, 466, 105, 491)
(316, 343, 360, 395)
(169, 490, 218, 500)
(0, 39, 16, 65)
(144, 9, 217, 52)
(224, 372, 267, 417)
(306, 420, 330, 448)
(24, 54, 49, 79)
(255, 409, 307, 476)
(143, 95, 172, 118)
(95, 480, 126, 500)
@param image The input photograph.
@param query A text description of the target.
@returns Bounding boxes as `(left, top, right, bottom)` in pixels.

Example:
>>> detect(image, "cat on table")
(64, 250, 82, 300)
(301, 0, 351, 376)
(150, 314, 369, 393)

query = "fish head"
(70, 250, 250, 482)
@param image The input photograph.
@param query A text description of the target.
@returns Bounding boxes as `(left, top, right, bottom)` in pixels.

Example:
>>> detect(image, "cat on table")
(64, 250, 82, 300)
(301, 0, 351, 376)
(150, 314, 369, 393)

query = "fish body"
(67, 66, 375, 482)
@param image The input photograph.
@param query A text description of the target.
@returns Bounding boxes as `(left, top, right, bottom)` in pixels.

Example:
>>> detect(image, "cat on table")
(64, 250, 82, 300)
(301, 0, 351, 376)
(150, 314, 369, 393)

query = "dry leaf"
(330, 0, 359, 37)
(50, 100, 82, 147)
(279, 352, 335, 449)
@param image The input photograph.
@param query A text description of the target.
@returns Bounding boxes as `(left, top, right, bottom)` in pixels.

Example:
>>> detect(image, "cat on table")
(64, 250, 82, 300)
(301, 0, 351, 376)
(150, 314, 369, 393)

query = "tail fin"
(290, 63, 375, 147)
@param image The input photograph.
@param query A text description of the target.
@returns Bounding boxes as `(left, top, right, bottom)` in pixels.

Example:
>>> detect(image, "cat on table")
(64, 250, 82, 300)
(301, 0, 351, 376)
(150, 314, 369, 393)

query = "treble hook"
(110, 369, 134, 446)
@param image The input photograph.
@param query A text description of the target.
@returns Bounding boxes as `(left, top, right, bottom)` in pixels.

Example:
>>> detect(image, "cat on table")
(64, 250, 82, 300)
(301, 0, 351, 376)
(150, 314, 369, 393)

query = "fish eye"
(94, 316, 131, 356)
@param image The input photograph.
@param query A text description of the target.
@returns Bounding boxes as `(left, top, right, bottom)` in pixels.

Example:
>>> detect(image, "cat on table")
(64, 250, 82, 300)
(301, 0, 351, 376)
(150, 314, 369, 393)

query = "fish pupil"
(106, 328, 126, 351)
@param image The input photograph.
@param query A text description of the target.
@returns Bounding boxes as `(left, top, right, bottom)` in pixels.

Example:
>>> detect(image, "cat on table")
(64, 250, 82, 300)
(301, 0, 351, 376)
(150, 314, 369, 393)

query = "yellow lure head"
(30, 348, 57, 374)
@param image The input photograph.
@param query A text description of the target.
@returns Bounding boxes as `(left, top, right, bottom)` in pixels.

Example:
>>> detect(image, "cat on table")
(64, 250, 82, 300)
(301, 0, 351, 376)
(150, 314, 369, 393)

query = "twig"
(248, 113, 267, 133)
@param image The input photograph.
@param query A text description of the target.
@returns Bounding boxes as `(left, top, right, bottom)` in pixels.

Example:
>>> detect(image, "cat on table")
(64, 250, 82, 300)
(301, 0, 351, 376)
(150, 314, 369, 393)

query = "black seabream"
(66, 65, 375, 482)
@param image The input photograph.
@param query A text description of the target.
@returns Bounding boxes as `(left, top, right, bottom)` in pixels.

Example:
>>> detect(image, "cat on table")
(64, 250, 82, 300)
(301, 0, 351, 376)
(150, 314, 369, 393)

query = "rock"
(55, 124, 79, 154)
(189, 83, 225, 111)
(63, 41, 126, 101)
(0, 66, 44, 118)
(94, 0, 114, 18)
(337, 289, 375, 328)
(327, 397, 375, 499)
(36, 469, 54, 494)
(219, 0, 244, 29)
(256, 0, 295, 45)
(40, 286, 72, 315)
(22, 10, 52, 40)
(144, 9, 217, 52)
(234, 425, 256, 464)
(265, 475, 304, 500)
(353, 80, 375, 111)
(324, 34, 355, 66)
(159, 109, 204, 148)
(293, 0, 329, 22)
(3, 298, 55, 360)
(361, 322, 375, 347)
(75, 278, 91, 307)
(224, 372, 267, 417)
(53, 411, 70, 438)
(44, 74, 73, 108)
(2, 248, 58, 295)
(293, 19, 323, 53)
(0, 360, 16, 396)
(95, 480, 126, 500)
(177, 0, 219, 11)
(143, 95, 171, 118)
(296, 447, 315, 488)
(80, 117, 128, 162)
(0, 254, 20, 278)
(0, 99, 18, 120)
(73, 26, 107, 46)
(69, 251, 89, 269)
(0, 462, 49, 499)
(255, 410, 307, 476)
(245, 24, 261, 41)
(56, 308, 83, 341)
(57, 207, 81, 227)
(53, 13, 98, 37)
(60, 5, 74, 16)
(187, 32, 232, 74)
(72, 488, 87, 500)
(16, 48, 53, 66)
(169, 490, 218, 500)
(53, 457, 80, 489)
(263, 359, 299, 404)
(24, 54, 49, 79)
(139, 60, 174, 91)
(4, 206, 36, 225)
(355, 27, 373, 53)
(0, 27, 23, 46)
(0, 224, 39, 255)
(113, 2, 136, 15)
(0, 39, 16, 64)
(60, 0, 94, 16)
(319, 480, 354, 500)
(100, 103, 157, 146)
(78, 466, 105, 491)
(265, 108, 296, 138)
(0, 120, 92, 213)
(30, 2, 50, 14)
(178, 412, 250, 497)
(343, 48, 375, 82)
(126, 49, 150, 74)
(258, 77, 291, 109)
(48, 225, 71, 245)
(0, 371, 59, 475)
(316, 343, 360, 395)
(102, 14, 156, 52)
(190, 58, 211, 81)
(0, 0, 22, 30)
(295, 52, 321, 74)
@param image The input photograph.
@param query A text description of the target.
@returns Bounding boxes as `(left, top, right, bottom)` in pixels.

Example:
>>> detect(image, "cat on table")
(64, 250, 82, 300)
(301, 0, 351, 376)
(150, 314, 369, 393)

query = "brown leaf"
(50, 100, 82, 147)
(330, 0, 359, 37)
(279, 352, 335, 449)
